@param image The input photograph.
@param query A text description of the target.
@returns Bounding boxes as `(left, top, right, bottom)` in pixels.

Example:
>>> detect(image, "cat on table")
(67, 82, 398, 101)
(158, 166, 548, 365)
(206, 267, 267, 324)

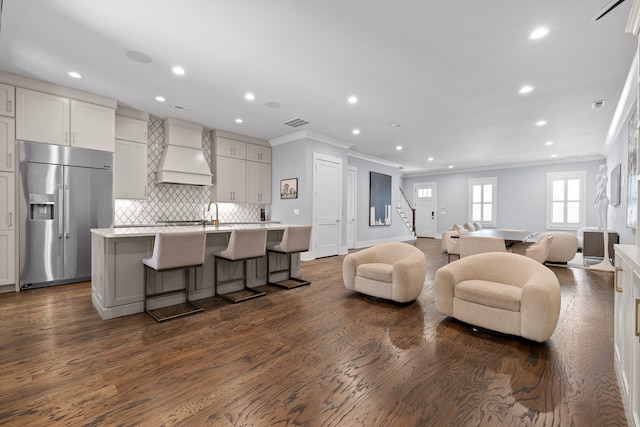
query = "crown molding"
(348, 150, 401, 168)
(269, 130, 352, 149)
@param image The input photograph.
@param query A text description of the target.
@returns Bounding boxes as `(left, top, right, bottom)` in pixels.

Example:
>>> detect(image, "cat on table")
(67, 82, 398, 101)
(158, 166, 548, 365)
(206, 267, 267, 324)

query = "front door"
(414, 182, 436, 238)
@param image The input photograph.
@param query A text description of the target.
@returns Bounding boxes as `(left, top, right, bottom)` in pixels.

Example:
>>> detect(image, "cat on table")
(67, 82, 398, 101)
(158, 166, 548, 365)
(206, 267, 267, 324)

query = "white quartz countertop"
(91, 223, 290, 238)
(614, 244, 640, 270)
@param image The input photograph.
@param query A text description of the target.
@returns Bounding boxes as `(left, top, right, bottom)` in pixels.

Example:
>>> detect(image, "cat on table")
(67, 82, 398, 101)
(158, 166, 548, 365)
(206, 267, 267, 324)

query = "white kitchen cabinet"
(216, 137, 246, 159)
(0, 172, 14, 230)
(115, 115, 147, 143)
(70, 100, 115, 151)
(114, 139, 148, 199)
(0, 231, 14, 286)
(16, 88, 115, 152)
(0, 117, 15, 172)
(614, 245, 640, 427)
(0, 83, 15, 117)
(246, 143, 271, 163)
(247, 161, 271, 204)
(16, 88, 69, 145)
(215, 156, 246, 202)
(0, 172, 14, 288)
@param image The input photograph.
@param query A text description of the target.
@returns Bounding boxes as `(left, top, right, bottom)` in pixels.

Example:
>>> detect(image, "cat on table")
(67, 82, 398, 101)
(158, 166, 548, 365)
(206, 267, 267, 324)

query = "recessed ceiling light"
(545, 141, 554, 146)
(352, 129, 360, 135)
(448, 165, 454, 169)
(235, 118, 243, 123)
(550, 154, 558, 158)
(348, 96, 358, 104)
(428, 157, 434, 161)
(245, 93, 255, 101)
(390, 122, 400, 128)
(172, 66, 185, 75)
(519, 85, 534, 94)
(530, 27, 549, 40)
(155, 96, 166, 102)
(396, 145, 403, 150)
(536, 120, 547, 126)
(68, 71, 82, 79)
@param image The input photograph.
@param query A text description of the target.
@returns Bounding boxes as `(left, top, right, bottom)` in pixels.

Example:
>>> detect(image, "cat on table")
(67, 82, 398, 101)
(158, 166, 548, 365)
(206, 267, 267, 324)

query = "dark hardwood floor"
(0, 238, 627, 426)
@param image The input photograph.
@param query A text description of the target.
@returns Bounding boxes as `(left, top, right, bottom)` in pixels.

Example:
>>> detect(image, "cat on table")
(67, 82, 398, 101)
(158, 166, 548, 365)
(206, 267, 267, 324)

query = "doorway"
(313, 153, 342, 257)
(414, 182, 436, 238)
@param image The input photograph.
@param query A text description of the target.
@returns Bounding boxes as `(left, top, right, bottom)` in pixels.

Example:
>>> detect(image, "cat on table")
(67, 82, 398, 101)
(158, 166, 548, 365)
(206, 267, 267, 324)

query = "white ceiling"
(0, 0, 637, 174)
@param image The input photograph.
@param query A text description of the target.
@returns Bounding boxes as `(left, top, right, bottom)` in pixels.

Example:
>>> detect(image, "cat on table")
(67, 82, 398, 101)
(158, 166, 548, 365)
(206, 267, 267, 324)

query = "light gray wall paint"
(402, 160, 603, 236)
(605, 101, 637, 245)
(271, 138, 412, 250)
(347, 156, 413, 246)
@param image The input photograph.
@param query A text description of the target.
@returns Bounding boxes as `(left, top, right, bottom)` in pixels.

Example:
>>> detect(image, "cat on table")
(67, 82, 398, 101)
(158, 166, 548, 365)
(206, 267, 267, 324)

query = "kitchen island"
(90, 224, 302, 319)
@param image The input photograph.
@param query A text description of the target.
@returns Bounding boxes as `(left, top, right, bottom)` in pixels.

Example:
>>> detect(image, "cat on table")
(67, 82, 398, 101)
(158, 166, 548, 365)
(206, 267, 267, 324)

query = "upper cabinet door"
(216, 137, 246, 159)
(115, 115, 147, 143)
(70, 100, 115, 152)
(246, 143, 271, 163)
(16, 88, 70, 145)
(0, 83, 15, 117)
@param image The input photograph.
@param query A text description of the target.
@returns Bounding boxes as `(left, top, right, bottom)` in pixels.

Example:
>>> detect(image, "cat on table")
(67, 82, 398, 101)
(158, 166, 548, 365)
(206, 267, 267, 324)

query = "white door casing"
(313, 153, 342, 258)
(346, 166, 356, 249)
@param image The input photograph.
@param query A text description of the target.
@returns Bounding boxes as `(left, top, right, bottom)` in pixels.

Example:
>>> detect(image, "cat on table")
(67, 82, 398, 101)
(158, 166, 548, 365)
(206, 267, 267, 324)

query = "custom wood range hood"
(155, 117, 212, 186)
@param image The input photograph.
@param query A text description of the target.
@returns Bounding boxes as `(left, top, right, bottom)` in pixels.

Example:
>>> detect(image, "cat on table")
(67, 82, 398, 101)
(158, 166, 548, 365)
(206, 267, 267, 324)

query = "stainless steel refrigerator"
(19, 141, 113, 289)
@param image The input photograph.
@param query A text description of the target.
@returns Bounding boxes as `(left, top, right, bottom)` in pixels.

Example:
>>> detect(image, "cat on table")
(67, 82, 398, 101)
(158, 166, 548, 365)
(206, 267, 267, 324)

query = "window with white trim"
(547, 171, 586, 229)
(469, 177, 497, 227)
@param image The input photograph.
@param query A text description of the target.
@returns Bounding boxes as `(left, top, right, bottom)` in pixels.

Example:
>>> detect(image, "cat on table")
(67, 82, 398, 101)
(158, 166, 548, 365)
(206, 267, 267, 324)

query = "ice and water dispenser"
(29, 194, 55, 220)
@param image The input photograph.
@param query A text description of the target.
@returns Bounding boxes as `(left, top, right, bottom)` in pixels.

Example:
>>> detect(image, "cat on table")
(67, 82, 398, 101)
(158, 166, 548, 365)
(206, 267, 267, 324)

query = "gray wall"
(347, 155, 413, 247)
(402, 160, 604, 237)
(604, 102, 637, 245)
(271, 136, 413, 254)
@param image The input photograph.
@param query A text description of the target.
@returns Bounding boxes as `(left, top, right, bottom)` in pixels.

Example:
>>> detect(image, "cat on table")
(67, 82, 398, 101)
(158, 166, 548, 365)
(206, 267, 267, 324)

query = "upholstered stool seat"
(343, 242, 427, 303)
(214, 228, 268, 303)
(142, 230, 206, 322)
(541, 231, 578, 263)
(266, 225, 312, 289)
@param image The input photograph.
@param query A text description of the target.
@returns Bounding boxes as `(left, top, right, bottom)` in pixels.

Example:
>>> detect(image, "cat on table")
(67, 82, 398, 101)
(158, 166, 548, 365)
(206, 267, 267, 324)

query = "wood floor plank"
(0, 238, 628, 426)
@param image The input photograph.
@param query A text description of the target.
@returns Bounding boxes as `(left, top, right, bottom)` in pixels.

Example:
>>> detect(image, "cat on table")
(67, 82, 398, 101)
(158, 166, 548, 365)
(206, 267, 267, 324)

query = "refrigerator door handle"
(58, 185, 64, 238)
(65, 185, 70, 238)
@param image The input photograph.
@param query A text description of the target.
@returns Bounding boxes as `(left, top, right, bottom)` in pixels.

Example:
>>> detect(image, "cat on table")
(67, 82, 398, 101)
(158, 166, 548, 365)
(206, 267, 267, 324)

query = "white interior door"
(313, 153, 342, 258)
(414, 182, 436, 238)
(346, 167, 356, 249)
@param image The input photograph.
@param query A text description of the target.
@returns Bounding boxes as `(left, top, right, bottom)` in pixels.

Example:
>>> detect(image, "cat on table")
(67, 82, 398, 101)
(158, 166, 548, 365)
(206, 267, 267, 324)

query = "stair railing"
(398, 187, 416, 235)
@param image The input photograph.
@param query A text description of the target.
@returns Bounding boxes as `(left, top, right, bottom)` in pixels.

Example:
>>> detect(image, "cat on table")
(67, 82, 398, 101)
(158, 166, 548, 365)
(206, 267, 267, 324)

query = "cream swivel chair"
(142, 230, 206, 322)
(214, 228, 268, 303)
(526, 234, 553, 263)
(434, 252, 561, 342)
(459, 235, 507, 258)
(443, 230, 461, 262)
(541, 231, 578, 263)
(343, 242, 427, 303)
(266, 225, 312, 289)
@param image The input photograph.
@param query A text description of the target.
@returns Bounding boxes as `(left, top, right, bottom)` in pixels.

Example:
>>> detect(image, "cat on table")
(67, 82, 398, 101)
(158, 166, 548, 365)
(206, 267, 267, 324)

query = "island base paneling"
(91, 227, 297, 319)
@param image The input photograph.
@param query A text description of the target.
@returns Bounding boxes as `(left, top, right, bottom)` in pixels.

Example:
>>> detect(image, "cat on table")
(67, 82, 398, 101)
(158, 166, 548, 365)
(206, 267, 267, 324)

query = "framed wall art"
(369, 171, 392, 226)
(280, 178, 298, 199)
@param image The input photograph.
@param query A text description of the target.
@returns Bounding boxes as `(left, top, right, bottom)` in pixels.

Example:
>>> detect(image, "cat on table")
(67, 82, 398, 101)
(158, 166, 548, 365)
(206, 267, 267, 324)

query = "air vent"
(283, 117, 309, 128)
(592, 100, 605, 109)
(173, 105, 195, 111)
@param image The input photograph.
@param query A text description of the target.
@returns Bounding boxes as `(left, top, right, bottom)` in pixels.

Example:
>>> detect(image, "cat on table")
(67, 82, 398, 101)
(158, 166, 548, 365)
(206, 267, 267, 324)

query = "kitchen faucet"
(206, 201, 219, 227)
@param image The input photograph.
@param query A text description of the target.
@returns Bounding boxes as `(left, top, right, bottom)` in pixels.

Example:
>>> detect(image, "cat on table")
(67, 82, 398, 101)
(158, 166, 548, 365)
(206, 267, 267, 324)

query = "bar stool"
(266, 225, 312, 289)
(143, 230, 206, 322)
(214, 228, 268, 303)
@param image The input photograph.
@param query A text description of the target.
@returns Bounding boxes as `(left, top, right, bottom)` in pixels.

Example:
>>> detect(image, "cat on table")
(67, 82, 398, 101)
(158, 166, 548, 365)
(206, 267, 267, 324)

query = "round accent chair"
(434, 252, 561, 342)
(343, 242, 427, 303)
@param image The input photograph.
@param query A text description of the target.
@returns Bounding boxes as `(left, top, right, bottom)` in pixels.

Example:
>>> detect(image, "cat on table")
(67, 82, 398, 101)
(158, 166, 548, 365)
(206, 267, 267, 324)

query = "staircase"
(397, 187, 416, 236)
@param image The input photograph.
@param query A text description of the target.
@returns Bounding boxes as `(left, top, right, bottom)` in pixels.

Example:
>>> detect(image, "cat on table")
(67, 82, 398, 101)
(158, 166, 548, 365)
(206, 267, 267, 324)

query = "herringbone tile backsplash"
(114, 119, 262, 225)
